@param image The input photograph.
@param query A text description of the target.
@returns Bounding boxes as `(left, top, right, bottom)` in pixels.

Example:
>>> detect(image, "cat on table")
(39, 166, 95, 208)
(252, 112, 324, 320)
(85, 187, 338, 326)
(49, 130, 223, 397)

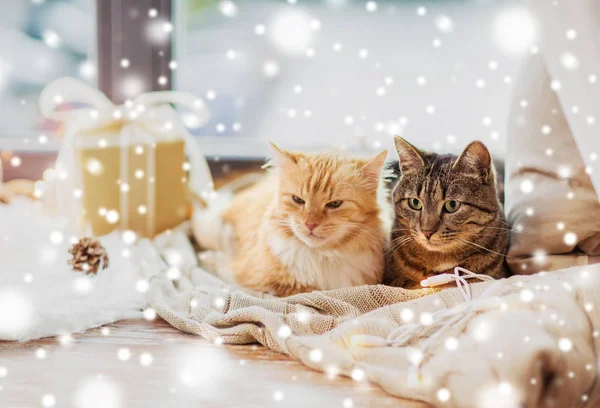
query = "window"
(0, 0, 95, 150)
(1, 0, 535, 161)
(176, 0, 529, 159)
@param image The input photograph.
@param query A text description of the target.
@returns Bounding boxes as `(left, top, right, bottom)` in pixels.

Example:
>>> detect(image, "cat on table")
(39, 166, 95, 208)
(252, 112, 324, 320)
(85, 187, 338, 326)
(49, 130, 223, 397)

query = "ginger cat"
(219, 143, 391, 297)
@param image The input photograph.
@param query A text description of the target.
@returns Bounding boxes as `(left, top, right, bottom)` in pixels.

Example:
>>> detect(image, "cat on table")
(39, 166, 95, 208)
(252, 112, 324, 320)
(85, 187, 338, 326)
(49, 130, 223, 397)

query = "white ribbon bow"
(39, 77, 214, 233)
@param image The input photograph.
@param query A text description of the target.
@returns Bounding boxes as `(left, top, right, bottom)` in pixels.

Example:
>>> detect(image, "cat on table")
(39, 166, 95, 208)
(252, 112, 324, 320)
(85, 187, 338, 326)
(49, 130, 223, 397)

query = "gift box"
(39, 78, 214, 238)
(76, 124, 191, 237)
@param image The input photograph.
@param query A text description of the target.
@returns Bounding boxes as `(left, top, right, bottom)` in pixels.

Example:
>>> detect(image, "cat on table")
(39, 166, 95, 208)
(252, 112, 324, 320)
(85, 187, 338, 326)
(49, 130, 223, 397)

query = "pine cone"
(68, 237, 109, 274)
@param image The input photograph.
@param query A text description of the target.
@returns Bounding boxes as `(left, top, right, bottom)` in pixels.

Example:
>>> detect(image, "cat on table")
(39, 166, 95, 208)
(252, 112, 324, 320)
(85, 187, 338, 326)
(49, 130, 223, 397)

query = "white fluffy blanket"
(0, 199, 163, 341)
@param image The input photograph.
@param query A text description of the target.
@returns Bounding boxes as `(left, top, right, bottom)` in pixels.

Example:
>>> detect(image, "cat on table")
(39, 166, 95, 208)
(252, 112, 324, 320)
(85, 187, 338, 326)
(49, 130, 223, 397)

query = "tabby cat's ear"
(393, 136, 425, 174)
(362, 150, 388, 185)
(453, 141, 493, 184)
(268, 141, 297, 170)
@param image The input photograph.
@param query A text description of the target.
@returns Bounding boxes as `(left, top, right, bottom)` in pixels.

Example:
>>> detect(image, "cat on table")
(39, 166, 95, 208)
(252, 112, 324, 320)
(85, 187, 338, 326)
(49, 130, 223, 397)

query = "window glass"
(177, 0, 531, 159)
(0, 0, 95, 149)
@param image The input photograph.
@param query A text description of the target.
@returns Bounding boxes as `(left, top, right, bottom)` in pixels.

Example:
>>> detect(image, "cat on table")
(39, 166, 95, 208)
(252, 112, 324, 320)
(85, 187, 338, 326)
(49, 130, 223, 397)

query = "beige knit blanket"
(148, 230, 600, 408)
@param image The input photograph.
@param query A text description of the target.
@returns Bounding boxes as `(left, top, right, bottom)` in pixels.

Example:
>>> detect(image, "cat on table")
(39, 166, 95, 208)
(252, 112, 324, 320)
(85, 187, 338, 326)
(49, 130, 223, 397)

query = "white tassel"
(350, 267, 500, 349)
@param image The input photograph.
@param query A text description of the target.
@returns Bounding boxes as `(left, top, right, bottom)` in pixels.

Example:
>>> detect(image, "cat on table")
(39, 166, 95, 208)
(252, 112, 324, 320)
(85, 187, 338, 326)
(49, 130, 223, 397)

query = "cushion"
(505, 54, 600, 274)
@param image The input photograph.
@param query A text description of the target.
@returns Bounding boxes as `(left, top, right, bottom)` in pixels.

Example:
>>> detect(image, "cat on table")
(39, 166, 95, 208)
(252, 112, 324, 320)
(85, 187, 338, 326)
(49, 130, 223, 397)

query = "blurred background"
(0, 0, 538, 160)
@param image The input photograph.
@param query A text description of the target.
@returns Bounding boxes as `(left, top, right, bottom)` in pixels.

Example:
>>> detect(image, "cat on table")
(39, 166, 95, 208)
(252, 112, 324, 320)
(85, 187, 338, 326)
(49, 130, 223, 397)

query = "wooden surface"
(0, 319, 425, 408)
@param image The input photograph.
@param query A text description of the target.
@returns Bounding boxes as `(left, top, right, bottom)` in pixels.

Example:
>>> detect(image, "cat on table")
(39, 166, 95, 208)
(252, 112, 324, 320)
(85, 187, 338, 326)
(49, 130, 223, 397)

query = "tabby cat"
(219, 143, 392, 297)
(384, 137, 509, 288)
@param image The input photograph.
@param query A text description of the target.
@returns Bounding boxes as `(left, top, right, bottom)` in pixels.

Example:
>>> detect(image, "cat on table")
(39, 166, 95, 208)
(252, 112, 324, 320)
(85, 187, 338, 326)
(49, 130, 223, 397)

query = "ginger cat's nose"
(305, 222, 318, 231)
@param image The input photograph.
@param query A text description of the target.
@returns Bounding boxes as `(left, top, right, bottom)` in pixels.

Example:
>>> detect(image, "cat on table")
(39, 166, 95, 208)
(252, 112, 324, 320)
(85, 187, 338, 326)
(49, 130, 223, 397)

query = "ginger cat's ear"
(362, 150, 388, 185)
(268, 141, 297, 170)
(393, 136, 425, 175)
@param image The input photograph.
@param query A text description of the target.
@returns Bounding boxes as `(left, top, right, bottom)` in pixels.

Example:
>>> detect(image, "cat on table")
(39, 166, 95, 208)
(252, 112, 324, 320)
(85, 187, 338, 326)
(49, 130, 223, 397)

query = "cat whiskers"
(390, 227, 413, 234)
(344, 222, 379, 241)
(489, 218, 522, 232)
(343, 222, 386, 253)
(479, 226, 522, 235)
(268, 220, 291, 228)
(444, 239, 471, 257)
(441, 227, 513, 241)
(456, 237, 512, 258)
(385, 235, 414, 255)
(267, 220, 295, 234)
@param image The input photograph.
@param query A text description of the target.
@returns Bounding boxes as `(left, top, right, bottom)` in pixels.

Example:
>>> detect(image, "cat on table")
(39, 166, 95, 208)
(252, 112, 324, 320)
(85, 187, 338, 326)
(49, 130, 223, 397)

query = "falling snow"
(2, 3, 598, 408)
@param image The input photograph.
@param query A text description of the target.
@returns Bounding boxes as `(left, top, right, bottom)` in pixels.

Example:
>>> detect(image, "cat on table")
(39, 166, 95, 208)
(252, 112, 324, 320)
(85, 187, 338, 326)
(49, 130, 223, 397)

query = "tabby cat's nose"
(422, 230, 435, 239)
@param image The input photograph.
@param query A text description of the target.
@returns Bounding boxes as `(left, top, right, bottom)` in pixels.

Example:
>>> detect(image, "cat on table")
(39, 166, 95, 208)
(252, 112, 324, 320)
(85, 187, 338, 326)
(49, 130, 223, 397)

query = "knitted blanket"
(149, 231, 600, 408)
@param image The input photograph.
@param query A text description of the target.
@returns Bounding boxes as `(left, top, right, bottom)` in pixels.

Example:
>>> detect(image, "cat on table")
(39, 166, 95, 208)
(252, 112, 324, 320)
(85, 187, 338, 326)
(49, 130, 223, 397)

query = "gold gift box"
(77, 123, 192, 237)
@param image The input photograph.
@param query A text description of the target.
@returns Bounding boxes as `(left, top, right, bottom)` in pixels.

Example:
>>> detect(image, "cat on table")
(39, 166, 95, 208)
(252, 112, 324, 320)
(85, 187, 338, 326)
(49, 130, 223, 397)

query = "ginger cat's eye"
(408, 198, 423, 210)
(326, 200, 343, 209)
(444, 200, 461, 213)
(292, 195, 305, 205)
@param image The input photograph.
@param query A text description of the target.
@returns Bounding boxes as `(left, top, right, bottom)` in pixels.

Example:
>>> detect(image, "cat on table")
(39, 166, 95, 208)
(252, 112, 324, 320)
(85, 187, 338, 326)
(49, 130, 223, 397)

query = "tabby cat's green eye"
(408, 198, 423, 210)
(292, 195, 305, 205)
(326, 200, 343, 209)
(444, 200, 461, 213)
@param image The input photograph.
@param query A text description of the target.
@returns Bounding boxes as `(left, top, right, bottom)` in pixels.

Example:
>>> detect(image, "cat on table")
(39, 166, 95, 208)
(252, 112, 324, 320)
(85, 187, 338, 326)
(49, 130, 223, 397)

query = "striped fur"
(384, 137, 509, 288)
